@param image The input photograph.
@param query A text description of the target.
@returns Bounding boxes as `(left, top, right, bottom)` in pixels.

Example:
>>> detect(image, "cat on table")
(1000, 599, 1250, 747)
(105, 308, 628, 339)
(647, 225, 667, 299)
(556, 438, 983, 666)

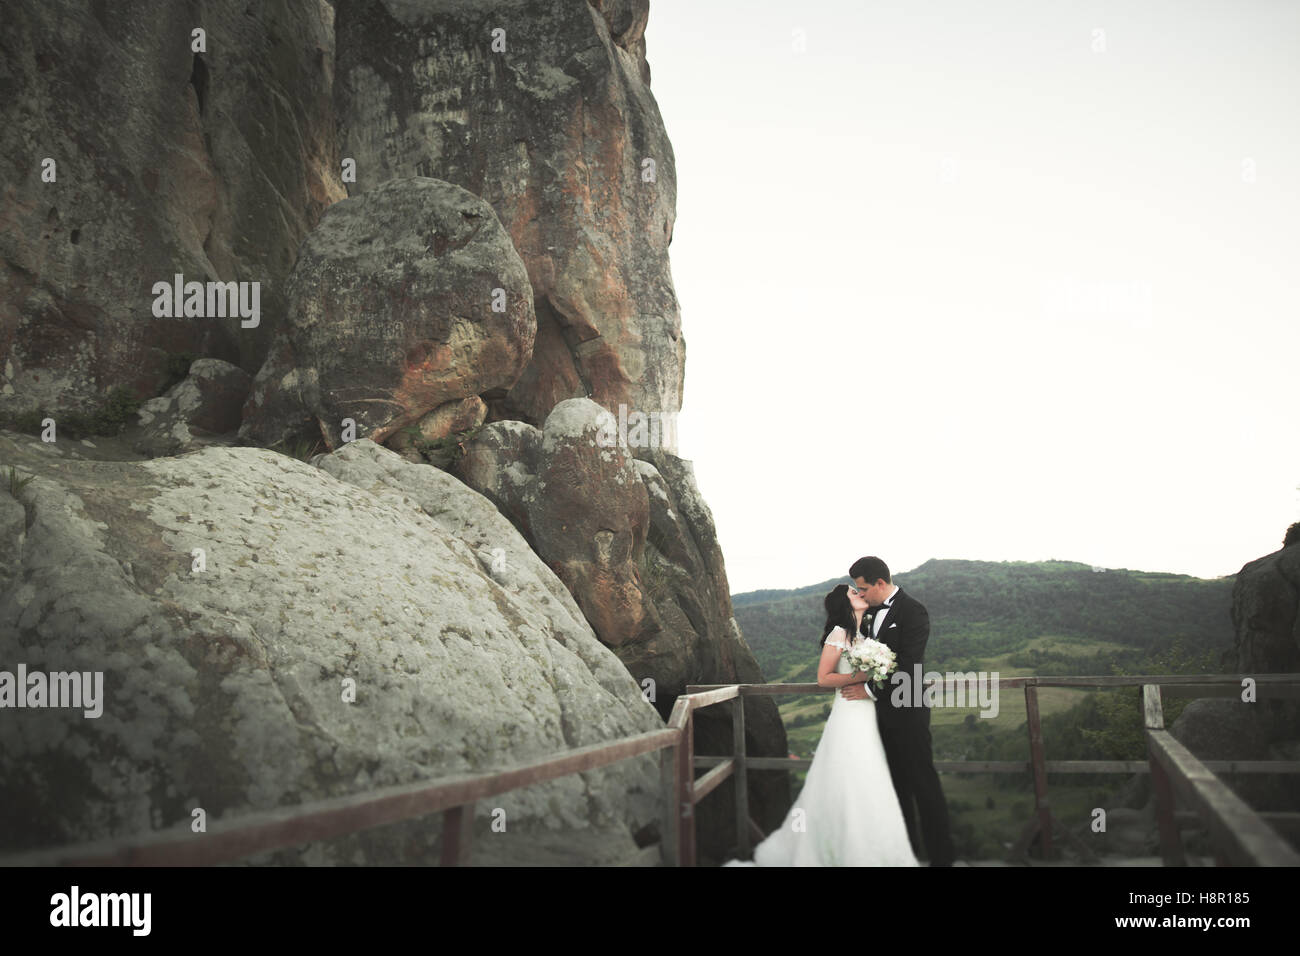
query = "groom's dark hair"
(849, 556, 890, 584)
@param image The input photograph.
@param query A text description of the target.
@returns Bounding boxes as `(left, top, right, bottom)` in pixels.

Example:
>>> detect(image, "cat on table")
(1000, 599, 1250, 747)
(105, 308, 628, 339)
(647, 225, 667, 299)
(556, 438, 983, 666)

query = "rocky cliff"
(1166, 529, 1300, 813)
(332, 0, 683, 432)
(0, 0, 786, 863)
(0, 0, 344, 412)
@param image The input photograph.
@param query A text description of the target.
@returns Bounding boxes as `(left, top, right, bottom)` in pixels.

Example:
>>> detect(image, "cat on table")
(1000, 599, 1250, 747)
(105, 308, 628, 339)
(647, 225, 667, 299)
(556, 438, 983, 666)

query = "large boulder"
(0, 0, 345, 419)
(334, 0, 683, 437)
(0, 432, 662, 864)
(452, 398, 665, 650)
(132, 358, 252, 457)
(527, 399, 656, 648)
(238, 177, 536, 450)
(1231, 540, 1300, 674)
(1177, 537, 1300, 815)
(451, 419, 543, 540)
(452, 406, 660, 652)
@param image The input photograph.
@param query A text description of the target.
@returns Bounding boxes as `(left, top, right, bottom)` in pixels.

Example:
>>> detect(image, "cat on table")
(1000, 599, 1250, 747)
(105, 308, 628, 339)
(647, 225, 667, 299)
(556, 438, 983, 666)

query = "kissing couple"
(726, 556, 956, 867)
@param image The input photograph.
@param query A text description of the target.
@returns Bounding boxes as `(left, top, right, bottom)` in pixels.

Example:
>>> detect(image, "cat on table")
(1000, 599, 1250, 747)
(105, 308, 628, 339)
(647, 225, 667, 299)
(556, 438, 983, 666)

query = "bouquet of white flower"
(844, 636, 897, 689)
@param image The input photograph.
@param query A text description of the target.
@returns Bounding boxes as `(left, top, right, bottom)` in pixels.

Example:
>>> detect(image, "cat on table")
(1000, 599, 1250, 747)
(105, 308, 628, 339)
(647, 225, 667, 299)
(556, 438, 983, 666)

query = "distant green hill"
(734, 558, 1235, 683)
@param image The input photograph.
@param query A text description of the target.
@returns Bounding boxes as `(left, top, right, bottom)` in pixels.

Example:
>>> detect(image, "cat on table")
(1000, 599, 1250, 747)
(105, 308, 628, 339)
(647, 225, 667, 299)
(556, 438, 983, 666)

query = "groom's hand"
(841, 684, 869, 701)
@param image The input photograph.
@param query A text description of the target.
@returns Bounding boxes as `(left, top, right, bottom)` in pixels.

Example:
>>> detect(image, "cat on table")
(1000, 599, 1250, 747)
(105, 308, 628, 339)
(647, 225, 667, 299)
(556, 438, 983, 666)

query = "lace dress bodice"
(825, 626, 857, 675)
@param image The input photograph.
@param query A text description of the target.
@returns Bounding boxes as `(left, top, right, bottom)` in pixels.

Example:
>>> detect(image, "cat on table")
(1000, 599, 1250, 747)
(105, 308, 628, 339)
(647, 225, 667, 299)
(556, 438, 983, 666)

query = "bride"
(726, 584, 919, 866)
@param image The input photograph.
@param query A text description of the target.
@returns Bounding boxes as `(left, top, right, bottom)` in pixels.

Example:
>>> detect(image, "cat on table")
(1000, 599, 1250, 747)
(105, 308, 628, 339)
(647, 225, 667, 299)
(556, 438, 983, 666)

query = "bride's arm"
(816, 642, 869, 688)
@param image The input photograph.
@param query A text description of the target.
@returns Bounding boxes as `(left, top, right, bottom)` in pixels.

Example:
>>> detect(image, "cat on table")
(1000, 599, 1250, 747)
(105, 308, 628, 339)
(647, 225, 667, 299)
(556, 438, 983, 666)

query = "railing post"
(733, 689, 750, 858)
(1144, 684, 1186, 866)
(660, 741, 680, 867)
(439, 801, 475, 866)
(678, 706, 696, 866)
(1024, 682, 1053, 860)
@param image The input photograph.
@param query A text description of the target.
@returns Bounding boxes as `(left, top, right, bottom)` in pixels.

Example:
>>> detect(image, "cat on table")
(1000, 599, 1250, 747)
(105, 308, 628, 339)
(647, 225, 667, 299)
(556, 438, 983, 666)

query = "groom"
(841, 556, 955, 866)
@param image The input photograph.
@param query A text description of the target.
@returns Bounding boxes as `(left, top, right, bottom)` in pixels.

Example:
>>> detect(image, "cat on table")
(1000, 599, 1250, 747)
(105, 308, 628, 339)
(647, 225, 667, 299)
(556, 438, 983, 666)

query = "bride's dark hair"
(820, 584, 859, 646)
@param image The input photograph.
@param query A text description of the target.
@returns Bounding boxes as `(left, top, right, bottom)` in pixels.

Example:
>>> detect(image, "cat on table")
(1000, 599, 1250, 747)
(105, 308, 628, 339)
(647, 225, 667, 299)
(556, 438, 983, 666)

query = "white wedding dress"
(725, 626, 920, 866)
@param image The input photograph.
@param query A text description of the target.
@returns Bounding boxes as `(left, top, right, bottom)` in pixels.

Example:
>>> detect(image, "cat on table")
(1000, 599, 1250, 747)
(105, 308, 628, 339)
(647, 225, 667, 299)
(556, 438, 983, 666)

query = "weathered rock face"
(455, 401, 773, 697)
(333, 0, 684, 437)
(387, 395, 489, 460)
(630, 454, 755, 697)
(458, 401, 658, 648)
(132, 359, 251, 457)
(453, 405, 791, 855)
(452, 419, 542, 538)
(239, 177, 535, 450)
(0, 432, 661, 863)
(1231, 542, 1300, 674)
(1163, 539, 1300, 821)
(0, 0, 345, 418)
(529, 399, 655, 648)
(628, 449, 791, 854)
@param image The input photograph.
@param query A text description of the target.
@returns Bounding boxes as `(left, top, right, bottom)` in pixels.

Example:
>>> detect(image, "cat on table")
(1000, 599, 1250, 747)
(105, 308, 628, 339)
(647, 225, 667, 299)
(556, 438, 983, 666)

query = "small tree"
(1081, 638, 1218, 759)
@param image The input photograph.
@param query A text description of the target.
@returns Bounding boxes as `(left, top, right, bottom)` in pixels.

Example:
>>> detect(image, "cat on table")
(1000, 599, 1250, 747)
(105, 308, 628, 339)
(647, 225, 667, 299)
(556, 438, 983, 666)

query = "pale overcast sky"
(644, 0, 1300, 594)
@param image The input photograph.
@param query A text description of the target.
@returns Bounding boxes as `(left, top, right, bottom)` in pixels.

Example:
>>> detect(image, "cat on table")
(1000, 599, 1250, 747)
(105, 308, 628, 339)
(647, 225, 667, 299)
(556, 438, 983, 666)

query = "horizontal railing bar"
(1021, 674, 1300, 688)
(1196, 761, 1300, 773)
(688, 674, 1300, 695)
(695, 755, 1300, 774)
(1, 727, 681, 867)
(1147, 728, 1300, 866)
(1177, 810, 1300, 826)
(691, 759, 811, 775)
(698, 683, 838, 695)
(691, 759, 735, 803)
(936, 759, 1300, 774)
(683, 685, 741, 709)
(747, 757, 811, 770)
(1160, 683, 1300, 699)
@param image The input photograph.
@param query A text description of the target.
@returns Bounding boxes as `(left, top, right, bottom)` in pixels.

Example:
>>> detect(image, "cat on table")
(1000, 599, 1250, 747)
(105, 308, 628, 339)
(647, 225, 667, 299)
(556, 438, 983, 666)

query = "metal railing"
(4, 673, 1297, 867)
(0, 687, 730, 867)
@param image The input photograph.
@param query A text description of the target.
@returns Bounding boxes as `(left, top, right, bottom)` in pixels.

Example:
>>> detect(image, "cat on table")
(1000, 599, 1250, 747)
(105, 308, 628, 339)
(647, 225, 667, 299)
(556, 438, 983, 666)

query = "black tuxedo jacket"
(867, 587, 931, 722)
